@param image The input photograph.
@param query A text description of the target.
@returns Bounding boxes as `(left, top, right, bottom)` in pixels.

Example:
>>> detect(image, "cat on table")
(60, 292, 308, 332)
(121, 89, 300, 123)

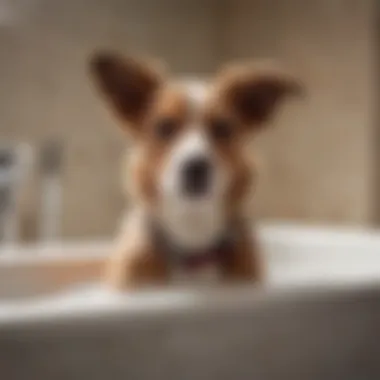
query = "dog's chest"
(152, 222, 233, 286)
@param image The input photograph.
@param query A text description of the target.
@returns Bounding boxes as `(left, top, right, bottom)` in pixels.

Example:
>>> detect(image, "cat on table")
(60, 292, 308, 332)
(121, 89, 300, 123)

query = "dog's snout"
(182, 157, 211, 196)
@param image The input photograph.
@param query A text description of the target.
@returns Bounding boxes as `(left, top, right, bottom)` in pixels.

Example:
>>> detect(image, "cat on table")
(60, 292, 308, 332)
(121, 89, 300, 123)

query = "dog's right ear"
(215, 61, 304, 131)
(89, 51, 163, 133)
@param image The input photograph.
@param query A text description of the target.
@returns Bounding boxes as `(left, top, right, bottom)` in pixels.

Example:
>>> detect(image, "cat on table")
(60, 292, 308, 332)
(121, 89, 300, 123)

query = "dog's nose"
(182, 157, 211, 196)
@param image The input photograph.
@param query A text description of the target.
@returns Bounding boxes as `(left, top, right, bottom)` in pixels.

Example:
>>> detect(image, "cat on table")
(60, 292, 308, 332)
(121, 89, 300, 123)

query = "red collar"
(178, 249, 225, 272)
(150, 220, 238, 272)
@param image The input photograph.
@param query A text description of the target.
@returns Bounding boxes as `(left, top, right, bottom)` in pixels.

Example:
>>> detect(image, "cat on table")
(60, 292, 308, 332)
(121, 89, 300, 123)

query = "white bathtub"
(1, 223, 380, 380)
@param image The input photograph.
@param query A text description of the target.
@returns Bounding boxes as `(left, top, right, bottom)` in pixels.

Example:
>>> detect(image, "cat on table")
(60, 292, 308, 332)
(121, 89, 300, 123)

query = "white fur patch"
(183, 80, 207, 113)
(154, 80, 231, 251)
(159, 129, 211, 198)
(158, 128, 229, 250)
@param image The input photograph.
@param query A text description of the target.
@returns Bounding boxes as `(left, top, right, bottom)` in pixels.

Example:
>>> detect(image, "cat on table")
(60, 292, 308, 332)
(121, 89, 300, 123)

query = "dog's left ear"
(216, 62, 304, 129)
(89, 50, 164, 134)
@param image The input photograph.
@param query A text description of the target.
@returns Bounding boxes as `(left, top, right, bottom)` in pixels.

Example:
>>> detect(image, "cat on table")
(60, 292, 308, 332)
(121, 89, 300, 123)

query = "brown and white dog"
(89, 51, 303, 290)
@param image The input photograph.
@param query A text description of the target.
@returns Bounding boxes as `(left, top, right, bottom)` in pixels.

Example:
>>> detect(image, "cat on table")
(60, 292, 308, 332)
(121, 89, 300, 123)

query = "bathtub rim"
(0, 280, 380, 331)
(1, 222, 380, 328)
(1, 221, 380, 258)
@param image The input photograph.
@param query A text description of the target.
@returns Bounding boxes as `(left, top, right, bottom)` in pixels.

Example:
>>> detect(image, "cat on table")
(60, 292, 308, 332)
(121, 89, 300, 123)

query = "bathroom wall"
(0, 0, 375, 239)
(224, 0, 375, 225)
(0, 0, 224, 238)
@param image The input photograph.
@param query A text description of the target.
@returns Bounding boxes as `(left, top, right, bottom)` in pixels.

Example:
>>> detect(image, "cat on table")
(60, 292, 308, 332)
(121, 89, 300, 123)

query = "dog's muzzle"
(181, 157, 212, 197)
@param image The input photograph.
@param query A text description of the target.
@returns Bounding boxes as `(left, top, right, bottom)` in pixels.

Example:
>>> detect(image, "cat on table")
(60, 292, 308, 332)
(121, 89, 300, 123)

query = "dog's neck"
(149, 209, 241, 272)
(153, 197, 228, 251)
(149, 217, 237, 270)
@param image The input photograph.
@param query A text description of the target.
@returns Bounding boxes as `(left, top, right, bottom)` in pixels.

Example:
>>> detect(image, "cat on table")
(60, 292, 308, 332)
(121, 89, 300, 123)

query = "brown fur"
(105, 213, 262, 288)
(90, 51, 303, 289)
(106, 244, 169, 288)
(129, 86, 260, 211)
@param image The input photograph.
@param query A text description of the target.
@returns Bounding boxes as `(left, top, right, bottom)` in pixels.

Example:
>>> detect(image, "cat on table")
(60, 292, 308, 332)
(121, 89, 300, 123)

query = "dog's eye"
(209, 119, 234, 141)
(154, 118, 177, 141)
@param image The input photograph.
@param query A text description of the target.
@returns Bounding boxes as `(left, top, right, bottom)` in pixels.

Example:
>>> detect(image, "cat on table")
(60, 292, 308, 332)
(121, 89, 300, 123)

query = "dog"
(89, 51, 303, 289)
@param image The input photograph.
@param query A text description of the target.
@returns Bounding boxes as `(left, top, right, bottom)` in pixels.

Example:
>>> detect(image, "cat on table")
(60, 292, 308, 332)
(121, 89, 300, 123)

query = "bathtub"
(0, 223, 380, 380)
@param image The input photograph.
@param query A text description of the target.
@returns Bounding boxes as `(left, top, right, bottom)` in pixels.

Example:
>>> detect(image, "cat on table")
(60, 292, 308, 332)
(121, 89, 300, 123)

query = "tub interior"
(1, 223, 380, 310)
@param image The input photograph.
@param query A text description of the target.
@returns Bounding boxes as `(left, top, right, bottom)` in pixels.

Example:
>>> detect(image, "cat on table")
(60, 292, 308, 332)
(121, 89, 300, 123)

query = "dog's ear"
(89, 51, 163, 132)
(216, 62, 304, 130)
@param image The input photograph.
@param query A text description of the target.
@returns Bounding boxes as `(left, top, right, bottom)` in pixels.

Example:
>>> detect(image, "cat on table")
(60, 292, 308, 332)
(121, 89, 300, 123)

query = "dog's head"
(89, 51, 303, 237)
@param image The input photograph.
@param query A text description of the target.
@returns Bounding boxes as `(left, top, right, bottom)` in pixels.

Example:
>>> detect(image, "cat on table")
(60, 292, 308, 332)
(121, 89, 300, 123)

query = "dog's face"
(89, 52, 302, 247)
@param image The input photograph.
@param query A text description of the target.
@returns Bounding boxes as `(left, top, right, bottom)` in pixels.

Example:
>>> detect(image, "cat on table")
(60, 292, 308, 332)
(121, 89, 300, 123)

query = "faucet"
(39, 140, 63, 243)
